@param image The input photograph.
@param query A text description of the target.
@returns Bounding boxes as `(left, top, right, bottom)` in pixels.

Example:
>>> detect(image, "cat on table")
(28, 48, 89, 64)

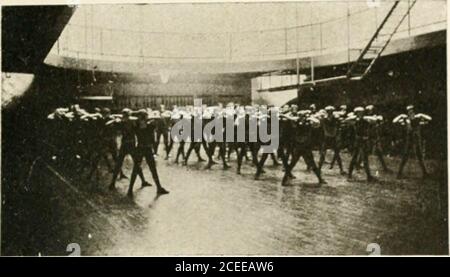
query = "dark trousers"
(87, 140, 116, 179)
(129, 146, 162, 194)
(175, 141, 186, 163)
(283, 146, 322, 183)
(236, 142, 258, 173)
(255, 152, 278, 176)
(185, 140, 207, 163)
(207, 141, 229, 168)
(319, 136, 344, 172)
(398, 135, 427, 177)
(348, 139, 372, 180)
(155, 129, 170, 156)
(278, 139, 293, 173)
(110, 143, 145, 188)
(372, 140, 389, 171)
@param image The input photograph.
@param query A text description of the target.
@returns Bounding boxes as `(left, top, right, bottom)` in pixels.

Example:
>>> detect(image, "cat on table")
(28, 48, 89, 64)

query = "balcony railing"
(49, 1, 446, 64)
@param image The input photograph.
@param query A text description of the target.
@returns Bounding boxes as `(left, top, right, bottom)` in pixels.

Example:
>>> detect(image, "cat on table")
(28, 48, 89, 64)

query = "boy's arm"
(106, 118, 120, 126)
(393, 114, 406, 124)
(415, 113, 432, 121)
(308, 117, 321, 128)
(343, 115, 357, 124)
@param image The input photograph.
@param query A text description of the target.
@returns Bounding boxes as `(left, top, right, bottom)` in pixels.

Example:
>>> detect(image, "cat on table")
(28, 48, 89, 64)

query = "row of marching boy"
(46, 102, 431, 197)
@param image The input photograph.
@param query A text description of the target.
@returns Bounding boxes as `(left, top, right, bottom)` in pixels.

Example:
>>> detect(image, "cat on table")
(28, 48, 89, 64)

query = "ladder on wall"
(302, 0, 417, 87)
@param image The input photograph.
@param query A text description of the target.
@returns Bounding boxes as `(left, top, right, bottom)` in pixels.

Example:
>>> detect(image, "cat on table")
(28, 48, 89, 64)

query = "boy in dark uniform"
(235, 108, 257, 174)
(281, 110, 326, 186)
(128, 110, 169, 197)
(154, 104, 171, 157)
(318, 106, 346, 175)
(183, 109, 206, 165)
(108, 108, 150, 190)
(365, 105, 391, 173)
(393, 105, 431, 179)
(254, 107, 279, 180)
(345, 107, 382, 182)
(205, 109, 230, 170)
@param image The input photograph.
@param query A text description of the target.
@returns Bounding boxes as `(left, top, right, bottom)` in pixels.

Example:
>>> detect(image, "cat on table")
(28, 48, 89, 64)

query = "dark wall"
(299, 46, 446, 112)
(48, 67, 253, 111)
(104, 74, 251, 110)
(2, 66, 73, 186)
(295, 46, 447, 160)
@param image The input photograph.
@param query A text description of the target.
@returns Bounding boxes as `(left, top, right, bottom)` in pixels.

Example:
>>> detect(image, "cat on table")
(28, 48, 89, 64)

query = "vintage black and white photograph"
(1, 0, 448, 256)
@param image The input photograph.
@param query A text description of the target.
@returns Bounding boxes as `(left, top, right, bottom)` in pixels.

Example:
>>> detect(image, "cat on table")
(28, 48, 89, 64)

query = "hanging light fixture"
(159, 69, 171, 84)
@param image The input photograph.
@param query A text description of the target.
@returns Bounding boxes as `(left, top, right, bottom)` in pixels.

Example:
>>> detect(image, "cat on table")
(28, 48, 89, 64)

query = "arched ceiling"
(44, 1, 446, 72)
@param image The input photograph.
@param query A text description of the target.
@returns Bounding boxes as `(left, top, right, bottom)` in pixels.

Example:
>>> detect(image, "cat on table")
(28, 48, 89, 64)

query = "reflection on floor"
(2, 149, 448, 255)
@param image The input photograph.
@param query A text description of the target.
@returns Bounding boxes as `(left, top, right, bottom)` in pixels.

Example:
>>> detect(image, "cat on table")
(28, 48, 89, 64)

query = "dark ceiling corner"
(2, 5, 76, 73)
